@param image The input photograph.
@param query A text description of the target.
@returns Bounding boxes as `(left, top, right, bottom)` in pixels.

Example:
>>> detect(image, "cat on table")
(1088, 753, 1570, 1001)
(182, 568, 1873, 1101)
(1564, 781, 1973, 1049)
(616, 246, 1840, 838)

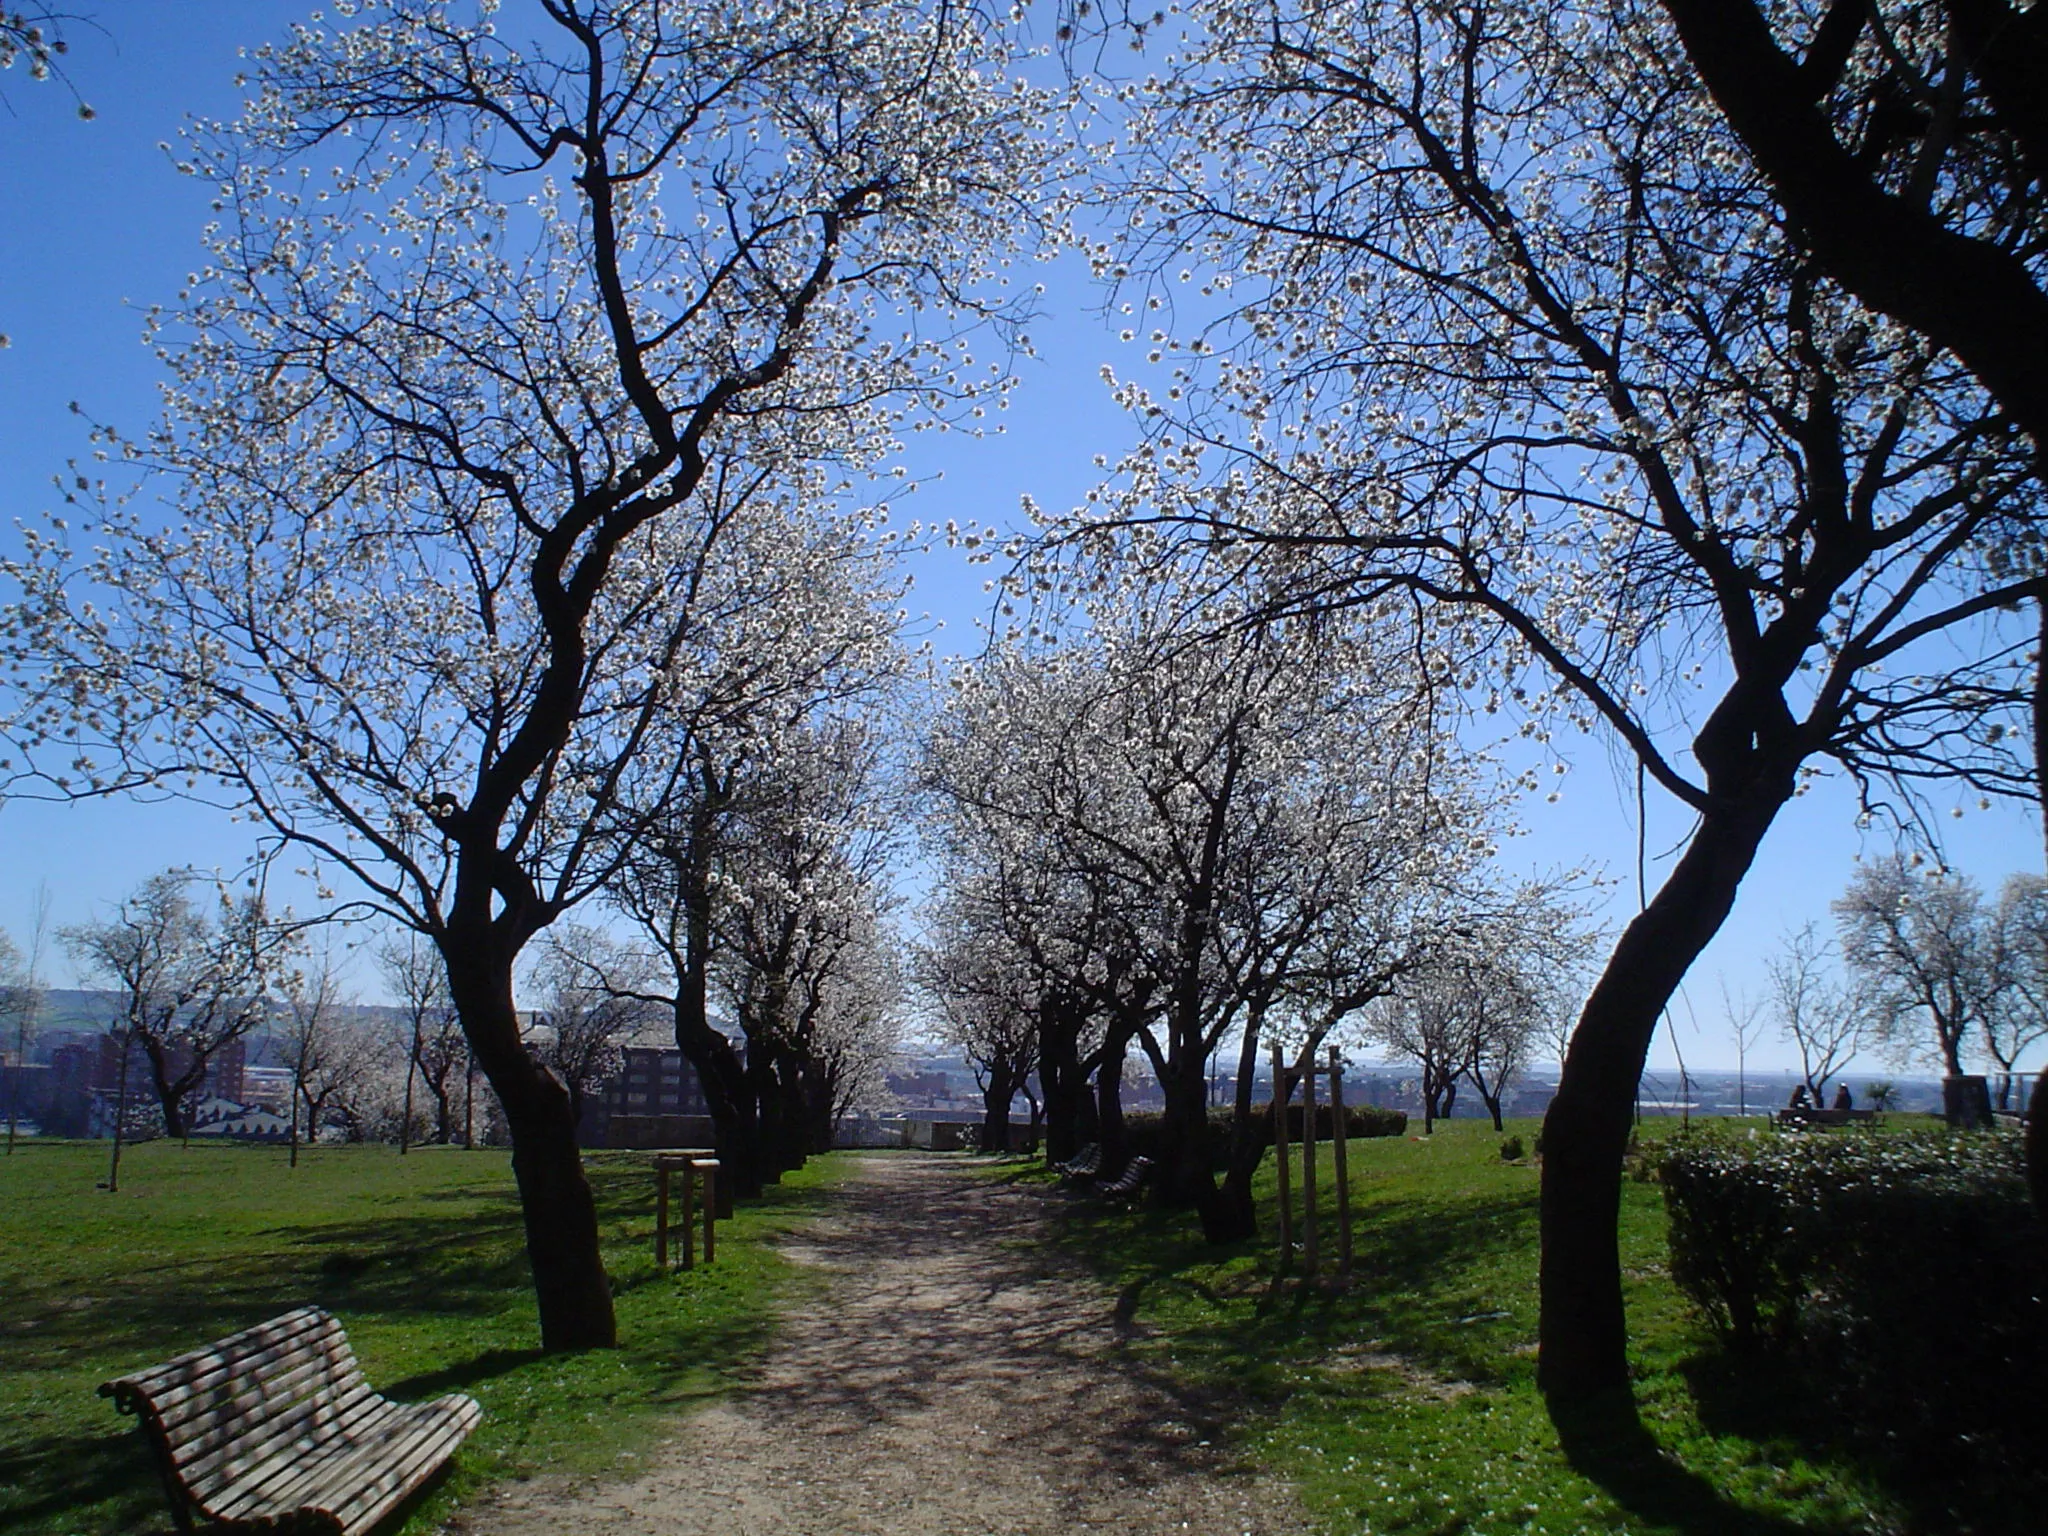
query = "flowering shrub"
(1659, 1127, 2043, 1460)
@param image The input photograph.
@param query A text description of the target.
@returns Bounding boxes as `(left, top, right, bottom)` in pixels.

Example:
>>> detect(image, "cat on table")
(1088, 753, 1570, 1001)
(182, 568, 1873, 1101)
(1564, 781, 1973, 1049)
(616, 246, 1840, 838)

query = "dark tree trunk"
(427, 1075, 454, 1145)
(139, 1037, 194, 1140)
(1096, 1025, 1132, 1170)
(1657, 0, 2048, 452)
(446, 938, 616, 1352)
(981, 1066, 1017, 1152)
(798, 1060, 837, 1156)
(1539, 797, 1784, 1400)
(672, 1012, 753, 1212)
(770, 1053, 807, 1174)
(1037, 994, 1095, 1165)
(1153, 1053, 1215, 1210)
(1205, 1004, 1272, 1243)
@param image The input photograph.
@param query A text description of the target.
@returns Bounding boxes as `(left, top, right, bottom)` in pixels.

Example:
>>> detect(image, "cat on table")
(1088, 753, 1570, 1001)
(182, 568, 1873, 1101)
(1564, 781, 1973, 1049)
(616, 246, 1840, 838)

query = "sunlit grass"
(1020, 1117, 2018, 1535)
(0, 1138, 841, 1535)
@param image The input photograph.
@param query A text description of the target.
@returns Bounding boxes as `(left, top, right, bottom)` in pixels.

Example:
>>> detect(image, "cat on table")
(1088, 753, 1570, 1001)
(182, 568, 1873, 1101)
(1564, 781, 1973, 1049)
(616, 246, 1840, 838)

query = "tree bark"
(1036, 993, 1095, 1165)
(1657, 0, 2048, 452)
(138, 1037, 191, 1140)
(1096, 1023, 1133, 1170)
(980, 1066, 1017, 1152)
(1206, 1003, 1272, 1243)
(446, 938, 616, 1352)
(1539, 796, 1786, 1400)
(1153, 1050, 1216, 1209)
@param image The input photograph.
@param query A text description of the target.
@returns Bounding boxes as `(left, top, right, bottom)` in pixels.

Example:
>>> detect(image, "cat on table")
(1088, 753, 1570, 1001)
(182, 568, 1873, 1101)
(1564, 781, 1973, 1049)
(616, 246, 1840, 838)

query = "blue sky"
(2, 3, 2042, 1080)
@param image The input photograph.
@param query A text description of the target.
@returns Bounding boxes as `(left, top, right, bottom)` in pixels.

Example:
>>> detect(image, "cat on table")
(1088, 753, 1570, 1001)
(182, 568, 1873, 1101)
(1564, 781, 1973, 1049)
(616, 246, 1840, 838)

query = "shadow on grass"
(1683, 1348, 2046, 1536)
(1546, 1391, 1831, 1536)
(0, 1424, 171, 1536)
(383, 1346, 550, 1400)
(3, 1209, 536, 1377)
(1059, 1188, 1542, 1393)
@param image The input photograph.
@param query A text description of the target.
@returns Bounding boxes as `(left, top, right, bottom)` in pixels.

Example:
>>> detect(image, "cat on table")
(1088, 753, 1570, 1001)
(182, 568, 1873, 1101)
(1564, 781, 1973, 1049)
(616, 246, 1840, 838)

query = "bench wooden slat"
(100, 1307, 480, 1535)
(210, 1398, 406, 1521)
(1097, 1155, 1153, 1197)
(156, 1333, 367, 1437)
(178, 1381, 384, 1500)
(107, 1308, 338, 1401)
(320, 1399, 485, 1536)
(236, 1396, 476, 1535)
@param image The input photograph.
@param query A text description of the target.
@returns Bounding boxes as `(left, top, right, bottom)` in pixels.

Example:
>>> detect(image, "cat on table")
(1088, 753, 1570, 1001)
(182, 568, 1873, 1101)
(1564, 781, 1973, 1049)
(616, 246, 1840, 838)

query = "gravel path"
(449, 1152, 1309, 1536)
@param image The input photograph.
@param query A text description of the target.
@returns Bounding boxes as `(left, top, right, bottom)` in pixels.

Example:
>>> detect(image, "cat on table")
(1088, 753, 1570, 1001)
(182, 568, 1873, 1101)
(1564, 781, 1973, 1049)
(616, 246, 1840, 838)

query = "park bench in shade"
(1055, 1142, 1102, 1185)
(1095, 1154, 1153, 1199)
(99, 1305, 482, 1536)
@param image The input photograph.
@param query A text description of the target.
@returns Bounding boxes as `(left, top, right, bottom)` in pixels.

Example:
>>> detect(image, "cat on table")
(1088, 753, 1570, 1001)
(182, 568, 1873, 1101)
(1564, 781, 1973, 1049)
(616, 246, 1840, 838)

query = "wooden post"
(1328, 1045, 1353, 1278)
(698, 1160, 718, 1264)
(655, 1163, 671, 1271)
(1301, 1046, 1319, 1277)
(680, 1161, 696, 1270)
(1271, 1040, 1293, 1269)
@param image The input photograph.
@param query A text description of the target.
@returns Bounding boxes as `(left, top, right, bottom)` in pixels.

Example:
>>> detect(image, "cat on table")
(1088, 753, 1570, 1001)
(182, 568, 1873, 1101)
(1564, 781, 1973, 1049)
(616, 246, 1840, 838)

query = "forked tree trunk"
(669, 861, 754, 1208)
(139, 1038, 193, 1140)
(445, 940, 616, 1352)
(1539, 795, 1784, 1399)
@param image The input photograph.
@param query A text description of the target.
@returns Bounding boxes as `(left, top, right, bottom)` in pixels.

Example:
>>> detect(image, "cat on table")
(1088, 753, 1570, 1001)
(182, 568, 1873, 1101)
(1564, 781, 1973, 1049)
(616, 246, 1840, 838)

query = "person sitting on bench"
(1832, 1082, 1853, 1112)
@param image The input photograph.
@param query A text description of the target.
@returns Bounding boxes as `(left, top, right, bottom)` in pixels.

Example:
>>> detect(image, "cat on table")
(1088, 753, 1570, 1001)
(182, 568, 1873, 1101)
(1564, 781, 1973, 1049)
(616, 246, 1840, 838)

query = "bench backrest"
(100, 1306, 372, 1511)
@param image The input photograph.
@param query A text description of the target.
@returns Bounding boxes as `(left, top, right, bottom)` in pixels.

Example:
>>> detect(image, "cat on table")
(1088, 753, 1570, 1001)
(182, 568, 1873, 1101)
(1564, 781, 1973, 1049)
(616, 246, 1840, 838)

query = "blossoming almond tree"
(1654, 0, 2048, 1225)
(1, 0, 1055, 1348)
(601, 704, 904, 1199)
(1071, 0, 2042, 1396)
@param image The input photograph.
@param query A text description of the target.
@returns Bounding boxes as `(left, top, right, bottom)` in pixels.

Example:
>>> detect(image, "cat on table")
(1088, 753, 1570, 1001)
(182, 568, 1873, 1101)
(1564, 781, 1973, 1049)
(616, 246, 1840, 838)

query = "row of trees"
(9, 841, 907, 1177)
(6, 0, 2046, 1414)
(916, 574, 1584, 1239)
(3, 0, 1043, 1348)
(1032, 0, 2048, 1401)
(1762, 855, 2048, 1109)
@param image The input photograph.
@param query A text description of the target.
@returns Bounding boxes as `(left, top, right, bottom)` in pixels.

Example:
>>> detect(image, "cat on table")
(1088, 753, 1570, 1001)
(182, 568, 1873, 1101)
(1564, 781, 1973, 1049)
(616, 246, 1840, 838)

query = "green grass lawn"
(1018, 1117, 2024, 1536)
(0, 1138, 842, 1536)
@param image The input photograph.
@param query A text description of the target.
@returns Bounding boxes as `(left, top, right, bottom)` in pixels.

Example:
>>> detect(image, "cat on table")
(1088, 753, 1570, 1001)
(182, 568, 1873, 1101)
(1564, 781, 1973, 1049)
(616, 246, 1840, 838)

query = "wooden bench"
(1772, 1107, 1879, 1129)
(1055, 1142, 1103, 1185)
(100, 1306, 482, 1536)
(1095, 1154, 1153, 1199)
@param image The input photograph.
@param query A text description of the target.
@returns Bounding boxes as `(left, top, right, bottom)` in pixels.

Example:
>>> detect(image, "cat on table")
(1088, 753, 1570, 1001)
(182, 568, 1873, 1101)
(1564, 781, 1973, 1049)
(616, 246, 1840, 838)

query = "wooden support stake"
(1329, 1045, 1353, 1278)
(1301, 1045, 1319, 1277)
(1271, 1040, 1293, 1269)
(680, 1161, 696, 1271)
(698, 1161, 718, 1264)
(655, 1163, 670, 1271)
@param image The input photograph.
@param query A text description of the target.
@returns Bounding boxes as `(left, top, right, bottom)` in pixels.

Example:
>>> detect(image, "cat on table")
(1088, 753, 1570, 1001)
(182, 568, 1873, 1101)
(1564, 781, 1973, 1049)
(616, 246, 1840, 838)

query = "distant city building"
(38, 1034, 250, 1138)
(579, 1047, 712, 1148)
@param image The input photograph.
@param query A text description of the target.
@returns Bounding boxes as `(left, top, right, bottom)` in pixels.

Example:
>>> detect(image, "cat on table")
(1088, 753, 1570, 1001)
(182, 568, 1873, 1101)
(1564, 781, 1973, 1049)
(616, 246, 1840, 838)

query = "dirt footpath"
(450, 1152, 1309, 1536)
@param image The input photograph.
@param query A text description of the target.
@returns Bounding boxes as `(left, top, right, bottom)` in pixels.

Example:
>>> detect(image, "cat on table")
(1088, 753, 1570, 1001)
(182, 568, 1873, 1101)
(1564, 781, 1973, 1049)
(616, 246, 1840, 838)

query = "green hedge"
(1119, 1104, 1407, 1169)
(1658, 1126, 2043, 1467)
